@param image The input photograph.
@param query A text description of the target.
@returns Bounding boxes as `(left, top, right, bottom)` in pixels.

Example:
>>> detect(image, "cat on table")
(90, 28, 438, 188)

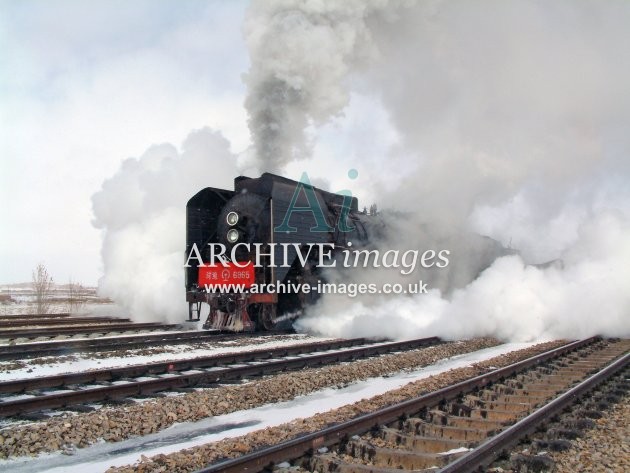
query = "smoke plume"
(243, 0, 395, 172)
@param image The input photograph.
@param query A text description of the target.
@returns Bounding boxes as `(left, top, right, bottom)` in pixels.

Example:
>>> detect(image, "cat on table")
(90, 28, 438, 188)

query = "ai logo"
(274, 169, 358, 234)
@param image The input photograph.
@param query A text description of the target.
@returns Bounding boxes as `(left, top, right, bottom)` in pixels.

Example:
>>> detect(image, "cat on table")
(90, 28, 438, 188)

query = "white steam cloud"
(92, 129, 237, 322)
(247, 0, 630, 341)
(297, 211, 630, 341)
(93, 0, 630, 340)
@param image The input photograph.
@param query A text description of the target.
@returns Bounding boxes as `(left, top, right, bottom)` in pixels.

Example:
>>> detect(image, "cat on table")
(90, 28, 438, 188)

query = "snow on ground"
(0, 295, 113, 316)
(0, 334, 335, 381)
(0, 342, 536, 473)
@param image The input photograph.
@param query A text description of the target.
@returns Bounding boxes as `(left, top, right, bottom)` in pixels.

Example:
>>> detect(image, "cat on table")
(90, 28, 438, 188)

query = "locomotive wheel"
(248, 303, 276, 331)
(260, 304, 276, 330)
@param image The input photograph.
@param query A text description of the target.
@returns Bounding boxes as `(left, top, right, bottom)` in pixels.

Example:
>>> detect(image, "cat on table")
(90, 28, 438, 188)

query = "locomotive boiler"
(185, 172, 379, 331)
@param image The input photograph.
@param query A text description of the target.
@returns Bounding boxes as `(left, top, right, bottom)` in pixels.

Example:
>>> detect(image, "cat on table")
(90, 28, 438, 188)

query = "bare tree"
(0, 287, 10, 315)
(32, 263, 53, 315)
(66, 278, 86, 314)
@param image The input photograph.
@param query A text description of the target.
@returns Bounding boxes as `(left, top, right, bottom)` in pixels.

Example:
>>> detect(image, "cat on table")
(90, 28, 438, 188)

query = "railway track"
(0, 316, 132, 327)
(198, 337, 629, 473)
(487, 362, 629, 472)
(0, 313, 72, 319)
(0, 322, 182, 340)
(0, 336, 441, 418)
(441, 345, 629, 472)
(0, 330, 292, 360)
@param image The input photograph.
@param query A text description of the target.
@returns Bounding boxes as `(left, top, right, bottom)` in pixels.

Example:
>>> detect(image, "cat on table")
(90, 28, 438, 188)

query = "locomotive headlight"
(226, 228, 239, 243)
(226, 211, 239, 226)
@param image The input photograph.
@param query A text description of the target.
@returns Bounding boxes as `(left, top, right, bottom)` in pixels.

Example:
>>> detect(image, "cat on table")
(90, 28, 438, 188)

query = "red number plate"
(198, 262, 255, 288)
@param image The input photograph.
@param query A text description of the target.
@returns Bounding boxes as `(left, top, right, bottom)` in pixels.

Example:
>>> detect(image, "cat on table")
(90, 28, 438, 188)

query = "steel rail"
(195, 337, 600, 473)
(0, 337, 441, 417)
(0, 323, 181, 339)
(0, 313, 71, 319)
(0, 331, 288, 361)
(439, 351, 629, 473)
(0, 317, 131, 327)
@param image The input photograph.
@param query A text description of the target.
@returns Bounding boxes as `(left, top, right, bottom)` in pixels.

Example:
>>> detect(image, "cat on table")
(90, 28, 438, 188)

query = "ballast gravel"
(105, 340, 566, 473)
(551, 393, 629, 473)
(0, 338, 500, 459)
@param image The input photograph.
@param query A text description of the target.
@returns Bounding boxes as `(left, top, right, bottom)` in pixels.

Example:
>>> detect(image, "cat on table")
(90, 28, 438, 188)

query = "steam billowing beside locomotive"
(185, 173, 382, 331)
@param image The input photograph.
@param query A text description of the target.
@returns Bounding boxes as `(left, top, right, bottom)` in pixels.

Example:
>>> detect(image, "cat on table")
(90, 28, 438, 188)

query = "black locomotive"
(185, 172, 379, 331)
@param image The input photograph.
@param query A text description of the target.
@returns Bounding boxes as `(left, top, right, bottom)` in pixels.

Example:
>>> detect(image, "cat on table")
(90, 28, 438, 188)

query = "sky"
(0, 0, 399, 286)
(0, 1, 253, 284)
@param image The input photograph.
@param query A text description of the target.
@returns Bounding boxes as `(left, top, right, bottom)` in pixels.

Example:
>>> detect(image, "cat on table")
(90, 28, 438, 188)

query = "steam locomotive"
(185, 173, 380, 331)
